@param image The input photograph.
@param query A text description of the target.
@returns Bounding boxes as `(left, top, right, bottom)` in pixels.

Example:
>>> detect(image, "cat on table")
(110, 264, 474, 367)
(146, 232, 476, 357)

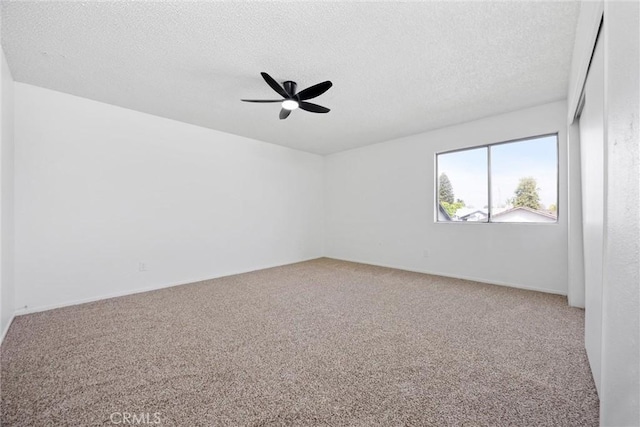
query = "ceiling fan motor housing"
(283, 81, 297, 98)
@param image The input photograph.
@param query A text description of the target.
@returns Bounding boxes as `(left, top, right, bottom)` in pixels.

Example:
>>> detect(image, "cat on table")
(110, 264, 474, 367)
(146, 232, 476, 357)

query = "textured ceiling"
(1, 1, 580, 154)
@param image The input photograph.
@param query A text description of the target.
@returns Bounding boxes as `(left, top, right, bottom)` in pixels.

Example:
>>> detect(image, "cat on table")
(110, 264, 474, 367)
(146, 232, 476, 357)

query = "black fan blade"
(279, 109, 291, 120)
(296, 81, 333, 101)
(241, 99, 282, 103)
(299, 102, 330, 113)
(261, 72, 289, 99)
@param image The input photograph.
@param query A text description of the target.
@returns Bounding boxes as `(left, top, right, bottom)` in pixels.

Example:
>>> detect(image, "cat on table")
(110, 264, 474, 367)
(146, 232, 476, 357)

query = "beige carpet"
(1, 258, 598, 426)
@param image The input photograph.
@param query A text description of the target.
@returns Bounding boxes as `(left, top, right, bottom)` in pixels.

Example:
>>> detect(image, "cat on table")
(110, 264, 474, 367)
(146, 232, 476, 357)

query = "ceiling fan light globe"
(282, 100, 299, 111)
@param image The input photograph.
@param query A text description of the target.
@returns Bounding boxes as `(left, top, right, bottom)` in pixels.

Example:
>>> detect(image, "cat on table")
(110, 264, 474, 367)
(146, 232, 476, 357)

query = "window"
(436, 134, 558, 223)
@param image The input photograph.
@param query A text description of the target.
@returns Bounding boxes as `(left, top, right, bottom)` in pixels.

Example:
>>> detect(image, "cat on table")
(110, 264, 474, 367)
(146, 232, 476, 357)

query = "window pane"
(490, 135, 558, 223)
(437, 147, 488, 222)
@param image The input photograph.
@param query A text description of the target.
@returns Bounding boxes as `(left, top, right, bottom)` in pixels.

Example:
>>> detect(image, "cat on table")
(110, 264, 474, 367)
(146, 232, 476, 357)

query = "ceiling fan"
(241, 72, 333, 120)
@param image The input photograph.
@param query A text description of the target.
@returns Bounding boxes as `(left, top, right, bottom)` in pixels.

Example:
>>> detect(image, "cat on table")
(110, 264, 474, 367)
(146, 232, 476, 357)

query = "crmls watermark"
(109, 412, 162, 425)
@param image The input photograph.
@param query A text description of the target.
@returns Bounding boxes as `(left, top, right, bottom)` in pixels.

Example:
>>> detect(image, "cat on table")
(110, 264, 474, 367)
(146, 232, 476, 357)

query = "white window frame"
(435, 133, 560, 224)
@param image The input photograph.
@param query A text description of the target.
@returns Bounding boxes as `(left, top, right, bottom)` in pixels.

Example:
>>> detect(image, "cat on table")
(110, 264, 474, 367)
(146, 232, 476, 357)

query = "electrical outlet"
(423, 250, 429, 259)
(138, 262, 147, 272)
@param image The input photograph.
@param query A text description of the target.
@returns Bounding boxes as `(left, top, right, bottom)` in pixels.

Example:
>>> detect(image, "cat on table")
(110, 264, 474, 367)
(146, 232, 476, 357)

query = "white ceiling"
(1, 1, 580, 155)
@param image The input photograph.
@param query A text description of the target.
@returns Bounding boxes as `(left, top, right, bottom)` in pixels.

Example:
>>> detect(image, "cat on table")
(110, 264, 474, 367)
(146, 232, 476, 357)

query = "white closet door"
(578, 32, 604, 395)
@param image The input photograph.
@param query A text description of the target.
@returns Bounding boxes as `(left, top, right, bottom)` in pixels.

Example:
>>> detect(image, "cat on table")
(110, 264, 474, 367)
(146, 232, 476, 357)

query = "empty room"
(0, 1, 638, 426)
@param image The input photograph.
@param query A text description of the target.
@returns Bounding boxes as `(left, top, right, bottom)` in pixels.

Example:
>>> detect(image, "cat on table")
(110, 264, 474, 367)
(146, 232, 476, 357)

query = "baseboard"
(13, 255, 566, 317)
(325, 256, 567, 296)
(14, 256, 323, 316)
(1, 314, 16, 346)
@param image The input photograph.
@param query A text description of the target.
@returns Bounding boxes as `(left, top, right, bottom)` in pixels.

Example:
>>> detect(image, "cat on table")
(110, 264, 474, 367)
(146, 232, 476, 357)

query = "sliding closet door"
(578, 33, 604, 394)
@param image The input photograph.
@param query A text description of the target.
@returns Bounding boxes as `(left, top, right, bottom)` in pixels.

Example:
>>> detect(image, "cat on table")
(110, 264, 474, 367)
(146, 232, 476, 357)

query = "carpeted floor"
(1, 258, 598, 426)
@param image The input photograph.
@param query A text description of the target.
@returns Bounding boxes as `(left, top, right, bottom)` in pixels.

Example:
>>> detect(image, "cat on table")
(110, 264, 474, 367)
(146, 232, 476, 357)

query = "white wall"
(14, 83, 324, 313)
(600, 1, 639, 424)
(0, 47, 15, 341)
(325, 101, 568, 294)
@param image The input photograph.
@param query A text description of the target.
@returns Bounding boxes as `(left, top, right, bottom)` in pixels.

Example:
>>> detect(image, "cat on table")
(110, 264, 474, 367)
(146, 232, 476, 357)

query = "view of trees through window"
(436, 135, 558, 223)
